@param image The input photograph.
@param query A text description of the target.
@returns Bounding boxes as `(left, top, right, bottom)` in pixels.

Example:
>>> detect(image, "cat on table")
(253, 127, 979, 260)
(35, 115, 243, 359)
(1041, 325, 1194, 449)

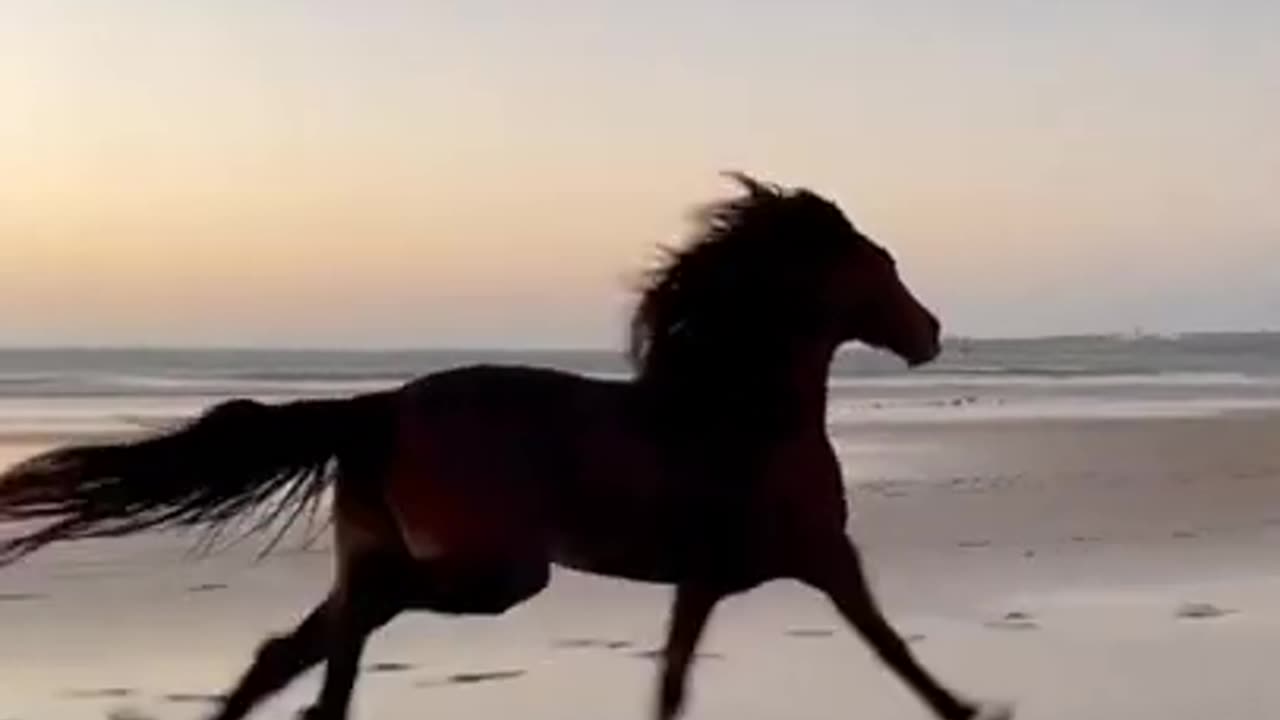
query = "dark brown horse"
(0, 175, 1011, 720)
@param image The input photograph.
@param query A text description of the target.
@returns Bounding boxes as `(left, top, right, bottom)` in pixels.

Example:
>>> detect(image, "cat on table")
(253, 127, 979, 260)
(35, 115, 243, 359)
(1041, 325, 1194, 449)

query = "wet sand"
(3, 411, 1280, 719)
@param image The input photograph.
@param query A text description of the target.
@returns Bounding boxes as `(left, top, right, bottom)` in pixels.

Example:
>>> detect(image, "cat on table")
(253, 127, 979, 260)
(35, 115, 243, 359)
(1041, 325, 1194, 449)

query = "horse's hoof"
(971, 700, 1015, 720)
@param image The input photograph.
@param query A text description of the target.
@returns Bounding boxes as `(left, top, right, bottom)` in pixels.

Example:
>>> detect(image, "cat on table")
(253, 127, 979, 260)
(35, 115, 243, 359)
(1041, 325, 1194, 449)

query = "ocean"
(2, 333, 1280, 453)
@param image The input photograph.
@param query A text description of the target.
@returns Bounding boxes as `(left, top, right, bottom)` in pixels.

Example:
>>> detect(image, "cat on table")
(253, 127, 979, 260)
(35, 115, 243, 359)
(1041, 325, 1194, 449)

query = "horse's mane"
(628, 173, 853, 386)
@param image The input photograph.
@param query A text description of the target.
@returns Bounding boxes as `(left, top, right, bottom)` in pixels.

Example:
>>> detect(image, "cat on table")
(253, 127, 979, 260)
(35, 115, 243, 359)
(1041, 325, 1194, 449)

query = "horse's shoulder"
(764, 431, 840, 477)
(754, 432, 845, 524)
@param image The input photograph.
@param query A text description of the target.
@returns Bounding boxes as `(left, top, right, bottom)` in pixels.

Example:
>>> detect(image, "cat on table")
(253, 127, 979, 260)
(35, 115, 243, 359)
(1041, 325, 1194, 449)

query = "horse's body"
(0, 176, 1011, 720)
(380, 363, 845, 588)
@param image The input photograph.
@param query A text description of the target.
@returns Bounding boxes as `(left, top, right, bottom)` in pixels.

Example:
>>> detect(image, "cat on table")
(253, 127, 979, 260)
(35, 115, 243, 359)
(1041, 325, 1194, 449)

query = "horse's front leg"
(797, 536, 1013, 720)
(655, 584, 722, 720)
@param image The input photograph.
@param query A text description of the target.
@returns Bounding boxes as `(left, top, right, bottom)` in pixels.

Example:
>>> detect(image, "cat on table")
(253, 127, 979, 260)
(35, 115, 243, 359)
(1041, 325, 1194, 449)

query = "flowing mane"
(628, 173, 855, 383)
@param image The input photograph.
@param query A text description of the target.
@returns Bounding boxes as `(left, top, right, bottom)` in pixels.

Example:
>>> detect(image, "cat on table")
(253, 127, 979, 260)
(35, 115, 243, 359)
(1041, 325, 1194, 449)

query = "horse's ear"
(720, 171, 774, 197)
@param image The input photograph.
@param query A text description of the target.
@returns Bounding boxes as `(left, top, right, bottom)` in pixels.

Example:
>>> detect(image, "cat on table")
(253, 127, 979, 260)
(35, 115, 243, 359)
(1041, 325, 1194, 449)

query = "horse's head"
(802, 192, 942, 367)
(725, 174, 940, 367)
(630, 174, 942, 374)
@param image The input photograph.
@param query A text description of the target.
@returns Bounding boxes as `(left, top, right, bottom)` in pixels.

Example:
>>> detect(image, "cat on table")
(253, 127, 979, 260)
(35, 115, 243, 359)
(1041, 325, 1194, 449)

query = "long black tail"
(0, 392, 392, 566)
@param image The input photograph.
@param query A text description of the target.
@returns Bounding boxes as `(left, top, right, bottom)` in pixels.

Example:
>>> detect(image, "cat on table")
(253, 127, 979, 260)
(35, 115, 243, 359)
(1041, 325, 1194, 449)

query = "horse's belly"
(544, 438, 686, 582)
(382, 373, 672, 571)
(549, 522, 683, 583)
(383, 418, 555, 561)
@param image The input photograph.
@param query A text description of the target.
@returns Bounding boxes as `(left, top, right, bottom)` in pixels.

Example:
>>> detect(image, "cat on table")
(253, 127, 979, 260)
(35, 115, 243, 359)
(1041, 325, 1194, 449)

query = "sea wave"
(828, 370, 1279, 390)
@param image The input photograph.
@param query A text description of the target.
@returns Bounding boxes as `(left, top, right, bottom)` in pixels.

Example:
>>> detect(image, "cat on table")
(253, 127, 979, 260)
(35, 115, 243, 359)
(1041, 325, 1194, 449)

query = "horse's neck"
(779, 340, 837, 417)
(640, 337, 837, 437)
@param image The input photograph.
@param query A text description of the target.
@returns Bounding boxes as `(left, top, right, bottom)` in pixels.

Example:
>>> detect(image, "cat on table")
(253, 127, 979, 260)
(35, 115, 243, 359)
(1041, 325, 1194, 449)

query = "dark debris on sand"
(1176, 602, 1236, 620)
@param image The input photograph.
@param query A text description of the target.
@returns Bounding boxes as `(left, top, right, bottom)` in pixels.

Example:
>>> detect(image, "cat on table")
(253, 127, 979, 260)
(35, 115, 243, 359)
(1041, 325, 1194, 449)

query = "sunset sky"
(2, 2, 1277, 348)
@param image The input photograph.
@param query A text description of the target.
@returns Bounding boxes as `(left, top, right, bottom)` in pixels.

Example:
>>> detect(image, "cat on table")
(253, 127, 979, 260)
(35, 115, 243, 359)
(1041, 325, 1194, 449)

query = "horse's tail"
(0, 392, 393, 566)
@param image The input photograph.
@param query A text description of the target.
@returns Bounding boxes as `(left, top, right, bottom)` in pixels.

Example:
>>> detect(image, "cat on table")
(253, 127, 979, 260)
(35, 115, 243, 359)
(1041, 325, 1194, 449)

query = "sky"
(1, 1, 1277, 348)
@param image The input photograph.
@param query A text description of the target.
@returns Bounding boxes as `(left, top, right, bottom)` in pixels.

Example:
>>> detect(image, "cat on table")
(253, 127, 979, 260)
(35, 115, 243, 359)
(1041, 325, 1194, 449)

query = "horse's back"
(379, 365, 660, 563)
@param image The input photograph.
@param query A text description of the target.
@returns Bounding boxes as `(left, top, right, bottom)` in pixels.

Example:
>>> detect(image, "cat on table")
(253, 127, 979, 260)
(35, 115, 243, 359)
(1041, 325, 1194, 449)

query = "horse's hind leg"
(209, 601, 331, 720)
(655, 585, 721, 720)
(300, 554, 405, 720)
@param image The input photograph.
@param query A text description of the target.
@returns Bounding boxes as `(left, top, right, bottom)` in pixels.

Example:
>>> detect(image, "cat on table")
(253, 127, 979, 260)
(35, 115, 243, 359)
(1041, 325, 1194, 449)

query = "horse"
(0, 174, 1012, 720)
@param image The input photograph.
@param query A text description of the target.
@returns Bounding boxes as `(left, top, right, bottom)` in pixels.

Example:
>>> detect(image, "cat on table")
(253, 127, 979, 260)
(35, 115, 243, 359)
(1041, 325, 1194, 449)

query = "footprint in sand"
(365, 661, 415, 674)
(63, 688, 137, 700)
(417, 670, 527, 688)
(162, 692, 224, 705)
(785, 628, 836, 639)
(1176, 602, 1236, 620)
(552, 638, 634, 651)
(186, 583, 229, 593)
(106, 709, 154, 720)
(984, 611, 1040, 631)
(632, 649, 725, 661)
(0, 592, 46, 603)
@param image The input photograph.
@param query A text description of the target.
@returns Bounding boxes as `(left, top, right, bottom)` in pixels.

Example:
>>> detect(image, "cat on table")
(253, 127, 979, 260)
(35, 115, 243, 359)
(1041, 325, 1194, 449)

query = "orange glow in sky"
(2, 3, 1277, 347)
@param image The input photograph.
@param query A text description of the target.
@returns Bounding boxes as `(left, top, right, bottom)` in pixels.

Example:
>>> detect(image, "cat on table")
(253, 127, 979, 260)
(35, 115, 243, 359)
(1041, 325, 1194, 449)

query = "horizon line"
(0, 329, 1276, 354)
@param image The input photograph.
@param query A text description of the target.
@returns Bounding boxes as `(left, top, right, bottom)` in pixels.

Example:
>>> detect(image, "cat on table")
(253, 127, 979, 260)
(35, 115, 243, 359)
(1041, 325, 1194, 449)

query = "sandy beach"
(4, 405, 1280, 720)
